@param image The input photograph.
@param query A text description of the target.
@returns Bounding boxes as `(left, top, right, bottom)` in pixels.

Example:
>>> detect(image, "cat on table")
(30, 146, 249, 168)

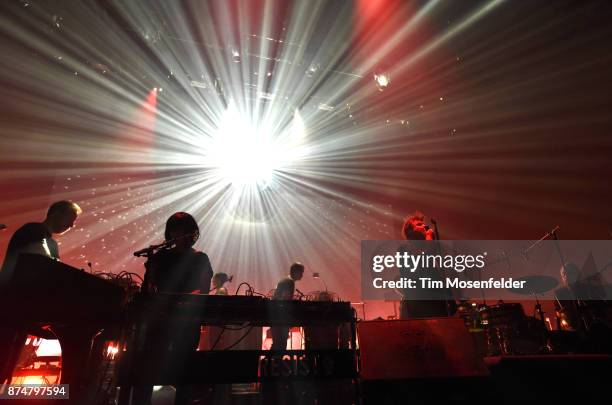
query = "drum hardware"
(507, 275, 559, 353)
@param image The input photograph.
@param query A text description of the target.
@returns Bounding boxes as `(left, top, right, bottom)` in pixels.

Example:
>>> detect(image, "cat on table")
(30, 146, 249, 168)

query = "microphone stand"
(522, 225, 560, 261)
(133, 239, 175, 258)
(430, 218, 441, 242)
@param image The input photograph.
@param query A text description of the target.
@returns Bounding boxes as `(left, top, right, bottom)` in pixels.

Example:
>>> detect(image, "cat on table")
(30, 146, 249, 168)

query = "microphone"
(133, 240, 172, 257)
(133, 232, 197, 257)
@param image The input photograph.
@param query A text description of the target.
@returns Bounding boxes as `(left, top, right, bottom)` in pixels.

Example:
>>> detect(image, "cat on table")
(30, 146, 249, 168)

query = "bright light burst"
(206, 103, 303, 189)
(4, 0, 605, 301)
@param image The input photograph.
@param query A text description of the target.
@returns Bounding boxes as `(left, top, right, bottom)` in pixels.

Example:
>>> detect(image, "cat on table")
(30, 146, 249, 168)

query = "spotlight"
(231, 48, 241, 63)
(374, 71, 390, 91)
(210, 104, 282, 188)
(52, 15, 63, 30)
(141, 29, 161, 44)
(306, 63, 320, 78)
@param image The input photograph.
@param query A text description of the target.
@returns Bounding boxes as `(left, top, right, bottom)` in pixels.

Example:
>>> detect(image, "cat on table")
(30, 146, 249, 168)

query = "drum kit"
(457, 275, 612, 356)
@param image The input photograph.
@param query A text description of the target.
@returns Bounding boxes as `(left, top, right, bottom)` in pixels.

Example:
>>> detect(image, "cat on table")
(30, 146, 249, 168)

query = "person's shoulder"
(277, 277, 293, 286)
(191, 250, 212, 271)
(12, 222, 46, 238)
(16, 222, 45, 232)
(192, 250, 211, 261)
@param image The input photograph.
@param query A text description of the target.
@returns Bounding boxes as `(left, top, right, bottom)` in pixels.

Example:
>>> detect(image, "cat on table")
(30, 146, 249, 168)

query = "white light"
(318, 103, 334, 111)
(210, 104, 283, 188)
(374, 72, 390, 91)
(259, 91, 275, 100)
(190, 80, 208, 89)
(306, 63, 320, 77)
(231, 48, 241, 63)
(35, 339, 61, 357)
(292, 109, 306, 140)
(206, 105, 308, 190)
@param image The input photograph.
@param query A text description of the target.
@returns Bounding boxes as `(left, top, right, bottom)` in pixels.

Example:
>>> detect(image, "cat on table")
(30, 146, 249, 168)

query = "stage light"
(209, 104, 283, 188)
(374, 72, 390, 91)
(106, 342, 119, 359)
(231, 48, 241, 63)
(306, 63, 320, 77)
(22, 376, 45, 385)
(52, 15, 63, 30)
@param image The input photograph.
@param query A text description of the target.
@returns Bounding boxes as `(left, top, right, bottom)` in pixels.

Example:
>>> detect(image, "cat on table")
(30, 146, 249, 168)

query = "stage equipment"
(115, 293, 357, 404)
(357, 318, 488, 380)
(0, 254, 126, 401)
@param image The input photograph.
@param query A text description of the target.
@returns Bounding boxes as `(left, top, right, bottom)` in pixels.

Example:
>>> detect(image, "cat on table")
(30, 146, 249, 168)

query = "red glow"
(128, 89, 158, 148)
(22, 376, 45, 385)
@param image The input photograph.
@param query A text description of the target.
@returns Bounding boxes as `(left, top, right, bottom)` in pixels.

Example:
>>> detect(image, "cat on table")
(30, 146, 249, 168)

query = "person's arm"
(20, 239, 53, 258)
(142, 258, 158, 293)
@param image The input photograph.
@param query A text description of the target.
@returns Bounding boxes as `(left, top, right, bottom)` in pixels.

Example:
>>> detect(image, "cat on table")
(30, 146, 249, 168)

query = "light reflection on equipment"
(10, 337, 61, 385)
(106, 342, 120, 359)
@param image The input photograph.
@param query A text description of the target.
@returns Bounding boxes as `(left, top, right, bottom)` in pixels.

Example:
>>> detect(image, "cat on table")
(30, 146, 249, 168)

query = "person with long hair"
(135, 212, 213, 405)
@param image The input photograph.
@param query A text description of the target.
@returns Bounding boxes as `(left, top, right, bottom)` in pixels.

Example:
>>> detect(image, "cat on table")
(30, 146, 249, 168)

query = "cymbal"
(508, 275, 559, 295)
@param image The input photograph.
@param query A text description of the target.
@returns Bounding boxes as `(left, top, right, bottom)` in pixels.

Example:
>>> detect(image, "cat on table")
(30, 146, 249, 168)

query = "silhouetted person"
(270, 262, 304, 350)
(211, 272, 231, 295)
(399, 211, 454, 318)
(1, 200, 81, 282)
(0, 200, 81, 385)
(134, 212, 213, 405)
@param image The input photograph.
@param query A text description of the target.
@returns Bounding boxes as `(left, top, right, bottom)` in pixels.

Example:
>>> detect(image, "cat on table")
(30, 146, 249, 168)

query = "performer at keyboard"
(0, 200, 83, 386)
(210, 272, 231, 295)
(0, 200, 81, 282)
(270, 262, 304, 350)
(134, 212, 213, 405)
(399, 211, 456, 318)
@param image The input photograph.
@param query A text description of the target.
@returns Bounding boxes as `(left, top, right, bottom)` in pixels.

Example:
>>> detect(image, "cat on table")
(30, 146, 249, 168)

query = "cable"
(210, 326, 227, 350)
(222, 325, 256, 351)
(223, 323, 253, 331)
(234, 282, 253, 295)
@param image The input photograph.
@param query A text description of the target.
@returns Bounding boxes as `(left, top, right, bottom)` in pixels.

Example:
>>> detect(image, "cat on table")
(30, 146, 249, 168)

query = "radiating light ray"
(1, 0, 610, 300)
